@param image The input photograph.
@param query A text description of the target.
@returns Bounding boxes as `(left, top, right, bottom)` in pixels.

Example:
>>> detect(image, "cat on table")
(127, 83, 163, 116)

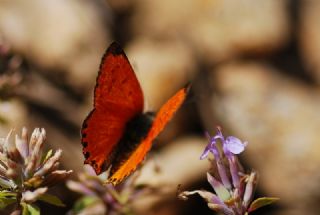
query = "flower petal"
(201, 132, 220, 160)
(213, 127, 224, 141)
(34, 149, 62, 177)
(243, 172, 258, 208)
(200, 145, 210, 160)
(178, 190, 215, 203)
(22, 187, 48, 203)
(5, 130, 22, 163)
(225, 136, 247, 154)
(25, 128, 46, 175)
(41, 170, 72, 187)
(15, 132, 28, 160)
(208, 203, 235, 215)
(228, 156, 240, 189)
(66, 180, 96, 196)
(207, 172, 231, 201)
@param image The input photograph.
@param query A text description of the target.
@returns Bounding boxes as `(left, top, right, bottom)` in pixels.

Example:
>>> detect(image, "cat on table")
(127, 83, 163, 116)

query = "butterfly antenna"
(184, 82, 192, 93)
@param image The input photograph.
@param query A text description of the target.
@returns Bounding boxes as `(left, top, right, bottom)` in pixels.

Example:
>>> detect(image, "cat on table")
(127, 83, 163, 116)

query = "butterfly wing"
(81, 42, 144, 175)
(107, 85, 190, 185)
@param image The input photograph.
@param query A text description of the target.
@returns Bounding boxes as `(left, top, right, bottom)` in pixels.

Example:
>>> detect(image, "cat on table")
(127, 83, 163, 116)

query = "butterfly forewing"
(94, 43, 144, 114)
(81, 42, 144, 174)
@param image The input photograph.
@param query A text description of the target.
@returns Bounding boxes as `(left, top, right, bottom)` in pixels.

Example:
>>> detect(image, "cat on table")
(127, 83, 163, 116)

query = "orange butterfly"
(81, 42, 189, 185)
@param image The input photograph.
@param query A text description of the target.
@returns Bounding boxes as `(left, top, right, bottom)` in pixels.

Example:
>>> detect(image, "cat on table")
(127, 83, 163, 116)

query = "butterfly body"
(108, 112, 154, 177)
(81, 42, 189, 185)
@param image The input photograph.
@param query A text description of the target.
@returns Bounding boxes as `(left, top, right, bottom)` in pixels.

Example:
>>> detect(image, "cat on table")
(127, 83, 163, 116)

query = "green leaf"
(0, 196, 16, 209)
(22, 203, 40, 215)
(0, 191, 16, 198)
(38, 193, 65, 207)
(248, 197, 279, 213)
(21, 203, 27, 215)
(42, 149, 53, 163)
(73, 196, 99, 213)
(0, 191, 16, 209)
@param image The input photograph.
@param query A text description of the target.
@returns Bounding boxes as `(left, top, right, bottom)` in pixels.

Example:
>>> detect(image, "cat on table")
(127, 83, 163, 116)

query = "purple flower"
(0, 128, 72, 214)
(67, 166, 151, 215)
(200, 128, 247, 190)
(179, 127, 278, 215)
(201, 128, 247, 160)
(224, 136, 247, 158)
(199, 128, 246, 192)
(200, 132, 220, 160)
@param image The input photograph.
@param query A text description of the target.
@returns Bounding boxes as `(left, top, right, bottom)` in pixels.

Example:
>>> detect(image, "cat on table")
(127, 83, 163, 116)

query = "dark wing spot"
(84, 152, 90, 159)
(82, 133, 87, 138)
(107, 42, 125, 56)
(82, 142, 88, 147)
(82, 123, 88, 129)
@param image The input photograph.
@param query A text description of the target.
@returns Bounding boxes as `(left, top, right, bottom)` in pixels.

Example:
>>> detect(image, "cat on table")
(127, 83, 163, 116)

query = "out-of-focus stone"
(0, 0, 110, 91)
(206, 62, 320, 214)
(0, 99, 27, 137)
(107, 0, 134, 11)
(126, 39, 195, 109)
(300, 0, 320, 84)
(134, 136, 209, 213)
(29, 117, 83, 175)
(132, 0, 289, 64)
(137, 136, 208, 186)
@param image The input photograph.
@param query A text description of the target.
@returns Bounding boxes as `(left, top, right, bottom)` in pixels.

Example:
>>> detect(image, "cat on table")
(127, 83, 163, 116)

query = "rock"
(205, 61, 320, 214)
(126, 39, 195, 109)
(0, 0, 111, 91)
(132, 0, 289, 64)
(300, 0, 320, 84)
(137, 136, 208, 186)
(0, 99, 27, 137)
(134, 136, 209, 213)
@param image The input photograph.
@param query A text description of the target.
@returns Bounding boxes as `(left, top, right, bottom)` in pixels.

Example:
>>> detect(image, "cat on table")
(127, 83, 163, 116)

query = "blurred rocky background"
(0, 0, 319, 214)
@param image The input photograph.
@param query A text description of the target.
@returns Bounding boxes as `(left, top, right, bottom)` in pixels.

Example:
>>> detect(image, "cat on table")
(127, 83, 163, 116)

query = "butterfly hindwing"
(107, 85, 190, 185)
(81, 42, 144, 175)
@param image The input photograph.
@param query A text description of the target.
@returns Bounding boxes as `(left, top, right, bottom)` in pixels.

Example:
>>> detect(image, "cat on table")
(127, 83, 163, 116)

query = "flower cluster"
(179, 127, 278, 215)
(0, 128, 72, 214)
(67, 166, 148, 215)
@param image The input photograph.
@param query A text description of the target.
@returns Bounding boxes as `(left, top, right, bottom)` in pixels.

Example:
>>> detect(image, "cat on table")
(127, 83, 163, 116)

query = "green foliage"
(21, 203, 40, 215)
(72, 196, 99, 213)
(38, 193, 65, 207)
(42, 149, 53, 164)
(248, 197, 279, 213)
(0, 191, 16, 209)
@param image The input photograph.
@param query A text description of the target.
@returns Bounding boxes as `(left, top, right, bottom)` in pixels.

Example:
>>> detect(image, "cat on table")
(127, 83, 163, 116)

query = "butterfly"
(81, 42, 189, 185)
